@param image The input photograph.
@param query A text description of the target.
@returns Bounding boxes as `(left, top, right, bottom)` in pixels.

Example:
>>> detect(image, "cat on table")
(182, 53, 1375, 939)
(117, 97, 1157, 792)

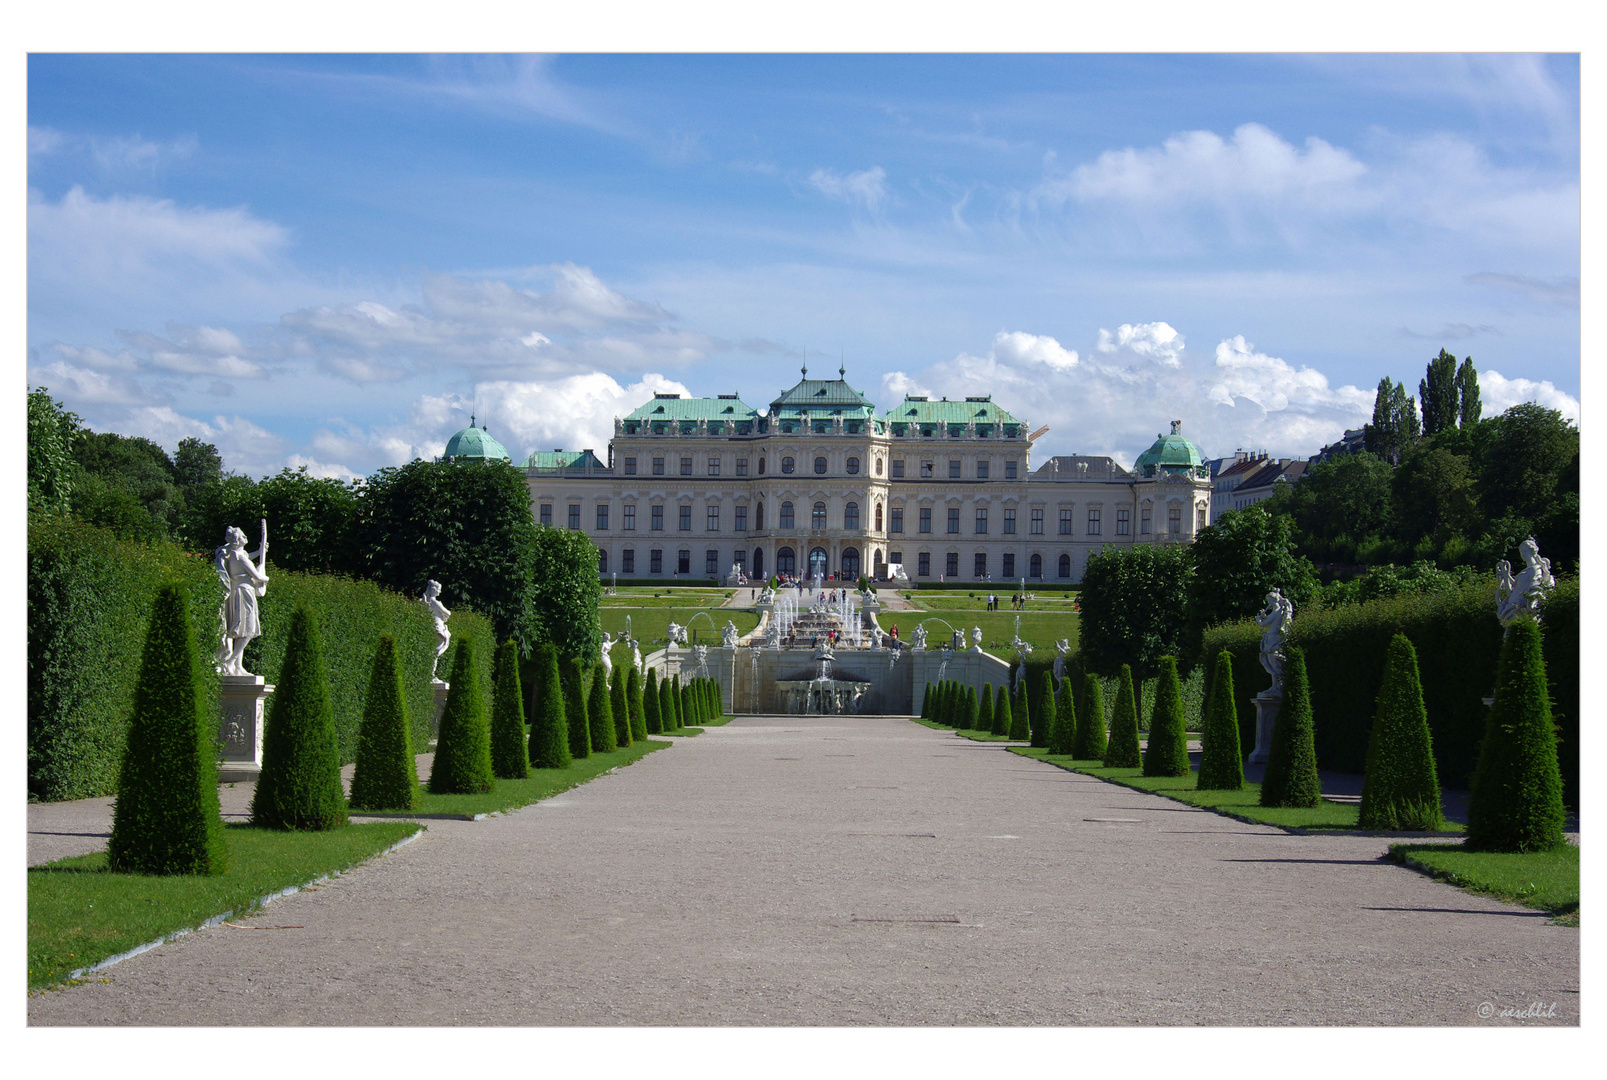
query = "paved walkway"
(30, 717, 1577, 1025)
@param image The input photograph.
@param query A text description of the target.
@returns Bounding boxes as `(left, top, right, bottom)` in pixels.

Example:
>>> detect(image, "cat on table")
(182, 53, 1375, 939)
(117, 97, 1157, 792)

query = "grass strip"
(664, 727, 703, 737)
(911, 718, 1020, 743)
(1387, 842, 1579, 922)
(412, 737, 670, 817)
(29, 821, 421, 992)
(1011, 748, 1462, 833)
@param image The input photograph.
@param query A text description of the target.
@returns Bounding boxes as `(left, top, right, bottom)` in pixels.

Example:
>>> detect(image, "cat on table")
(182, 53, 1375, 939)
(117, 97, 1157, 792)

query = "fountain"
(775, 641, 871, 714)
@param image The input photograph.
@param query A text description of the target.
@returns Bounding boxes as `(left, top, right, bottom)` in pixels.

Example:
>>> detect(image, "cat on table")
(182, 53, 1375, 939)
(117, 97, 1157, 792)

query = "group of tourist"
(980, 593, 1033, 611)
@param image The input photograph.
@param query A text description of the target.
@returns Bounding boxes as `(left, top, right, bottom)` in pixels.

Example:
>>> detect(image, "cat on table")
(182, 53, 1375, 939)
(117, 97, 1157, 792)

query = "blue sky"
(27, 53, 1580, 479)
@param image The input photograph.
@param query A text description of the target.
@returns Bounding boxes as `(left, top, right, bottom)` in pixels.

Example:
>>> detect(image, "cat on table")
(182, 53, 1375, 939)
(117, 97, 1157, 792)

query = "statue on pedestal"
(1052, 639, 1071, 690)
(911, 625, 928, 651)
(971, 626, 983, 652)
(214, 521, 269, 677)
(667, 621, 687, 646)
(1254, 588, 1294, 696)
(599, 631, 615, 678)
(721, 620, 740, 649)
(420, 579, 452, 683)
(692, 644, 710, 679)
(1497, 537, 1555, 630)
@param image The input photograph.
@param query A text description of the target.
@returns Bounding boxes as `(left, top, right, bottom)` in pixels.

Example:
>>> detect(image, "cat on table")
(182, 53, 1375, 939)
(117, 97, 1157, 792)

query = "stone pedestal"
(1248, 690, 1280, 764)
(431, 680, 451, 738)
(217, 674, 274, 782)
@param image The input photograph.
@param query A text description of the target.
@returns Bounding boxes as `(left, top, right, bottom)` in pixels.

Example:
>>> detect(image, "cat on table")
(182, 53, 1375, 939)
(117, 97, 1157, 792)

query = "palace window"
(892, 459, 906, 478)
(1169, 507, 1182, 534)
(706, 549, 719, 576)
(1029, 553, 1043, 579)
(1116, 508, 1131, 536)
(622, 549, 635, 574)
(1031, 508, 1044, 535)
(598, 550, 608, 574)
(679, 505, 692, 531)
(875, 503, 883, 531)
(890, 507, 903, 533)
(947, 507, 960, 534)
(946, 552, 959, 577)
(917, 552, 931, 577)
(623, 505, 636, 530)
(1059, 508, 1073, 535)
(782, 456, 795, 474)
(651, 505, 664, 531)
(680, 456, 693, 476)
(815, 456, 828, 475)
(1005, 460, 1018, 480)
(708, 458, 720, 476)
(1058, 553, 1071, 578)
(847, 456, 860, 475)
(975, 509, 988, 535)
(845, 502, 860, 529)
(540, 503, 553, 526)
(755, 502, 765, 530)
(812, 502, 827, 530)
(735, 506, 748, 532)
(949, 459, 961, 479)
(707, 506, 720, 531)
(596, 505, 609, 530)
(919, 507, 932, 533)
(758, 457, 766, 474)
(921, 460, 934, 478)
(678, 549, 691, 574)
(875, 458, 884, 476)
(780, 502, 795, 529)
(624, 457, 637, 476)
(974, 552, 987, 578)
(1002, 553, 1015, 578)
(650, 549, 663, 574)
(1141, 507, 1152, 534)
(1197, 505, 1208, 531)
(977, 460, 989, 480)
(1087, 508, 1101, 536)
(736, 458, 748, 476)
(1003, 508, 1016, 535)
(568, 504, 581, 530)
(890, 550, 902, 567)
(652, 456, 665, 476)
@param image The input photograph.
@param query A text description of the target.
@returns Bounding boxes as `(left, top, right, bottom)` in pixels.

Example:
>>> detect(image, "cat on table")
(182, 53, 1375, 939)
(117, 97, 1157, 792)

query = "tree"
(994, 684, 1013, 738)
(1391, 447, 1480, 542)
(976, 682, 994, 736)
(956, 683, 974, 730)
(349, 635, 421, 811)
(27, 387, 81, 515)
(589, 665, 618, 752)
(1419, 348, 1461, 436)
(252, 604, 350, 827)
(1104, 665, 1142, 768)
(527, 643, 571, 770)
(609, 664, 632, 748)
(1186, 505, 1315, 655)
(1046, 672, 1073, 755)
(671, 674, 684, 729)
(627, 666, 647, 740)
(1073, 673, 1106, 761)
(1456, 356, 1481, 428)
(659, 676, 678, 732)
(528, 525, 604, 665)
(1197, 651, 1243, 790)
(1143, 656, 1190, 777)
(1078, 544, 1193, 679)
(643, 668, 663, 734)
(172, 436, 223, 491)
(1263, 451, 1395, 563)
(1357, 634, 1443, 830)
(1259, 646, 1320, 808)
(72, 429, 183, 540)
(1009, 681, 1030, 740)
(106, 582, 228, 874)
(920, 682, 933, 719)
(1477, 402, 1579, 526)
(1465, 619, 1566, 852)
(1364, 377, 1420, 464)
(490, 639, 531, 779)
(428, 637, 495, 795)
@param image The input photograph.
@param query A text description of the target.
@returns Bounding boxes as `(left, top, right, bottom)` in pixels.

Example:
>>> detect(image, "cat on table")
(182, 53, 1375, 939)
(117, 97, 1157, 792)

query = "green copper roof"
(1133, 420, 1207, 477)
(623, 393, 758, 423)
(442, 422, 511, 462)
(770, 373, 875, 415)
(521, 449, 606, 470)
(883, 394, 1022, 426)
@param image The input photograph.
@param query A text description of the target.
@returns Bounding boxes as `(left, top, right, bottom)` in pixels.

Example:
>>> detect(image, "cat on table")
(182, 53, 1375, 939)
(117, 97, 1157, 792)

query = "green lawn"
(414, 738, 671, 817)
(1011, 748, 1464, 833)
(28, 821, 421, 992)
(1388, 842, 1580, 921)
(602, 587, 735, 608)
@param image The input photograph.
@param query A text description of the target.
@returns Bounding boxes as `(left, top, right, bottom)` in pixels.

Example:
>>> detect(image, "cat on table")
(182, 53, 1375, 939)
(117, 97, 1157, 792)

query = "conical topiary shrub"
(609, 664, 632, 748)
(1196, 650, 1243, 791)
(589, 665, 618, 752)
(628, 667, 648, 740)
(107, 582, 229, 875)
(349, 635, 420, 811)
(976, 683, 994, 735)
(1047, 672, 1074, 755)
(428, 636, 495, 795)
(1009, 681, 1029, 740)
(1358, 634, 1443, 830)
(956, 684, 973, 730)
(561, 654, 591, 759)
(1465, 618, 1567, 852)
(921, 682, 933, 719)
(992, 684, 1010, 736)
(933, 682, 948, 725)
(1104, 664, 1142, 768)
(527, 643, 570, 770)
(671, 674, 684, 728)
(644, 668, 663, 734)
(490, 639, 530, 780)
(1260, 646, 1320, 808)
(252, 604, 349, 827)
(1029, 674, 1050, 747)
(660, 677, 678, 731)
(1144, 656, 1190, 777)
(1074, 673, 1107, 761)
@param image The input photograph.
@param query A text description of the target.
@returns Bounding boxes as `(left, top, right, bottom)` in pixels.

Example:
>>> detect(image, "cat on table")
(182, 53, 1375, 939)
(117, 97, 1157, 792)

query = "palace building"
(454, 370, 1213, 583)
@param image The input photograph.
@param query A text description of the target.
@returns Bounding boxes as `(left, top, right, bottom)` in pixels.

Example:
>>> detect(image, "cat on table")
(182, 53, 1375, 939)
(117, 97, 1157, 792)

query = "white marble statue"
(1497, 537, 1555, 630)
(950, 630, 965, 652)
(764, 620, 781, 649)
(971, 626, 983, 652)
(870, 627, 884, 651)
(599, 631, 615, 678)
(911, 625, 928, 651)
(667, 621, 687, 646)
(1254, 588, 1294, 696)
(721, 620, 740, 649)
(1052, 639, 1071, 689)
(1015, 638, 1033, 691)
(692, 644, 710, 679)
(630, 636, 643, 672)
(419, 579, 452, 682)
(214, 521, 269, 677)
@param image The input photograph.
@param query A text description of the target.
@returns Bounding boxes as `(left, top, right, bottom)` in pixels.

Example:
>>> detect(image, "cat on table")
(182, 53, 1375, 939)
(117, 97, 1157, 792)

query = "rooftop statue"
(1254, 588, 1294, 696)
(214, 520, 269, 677)
(1497, 537, 1555, 631)
(421, 579, 452, 682)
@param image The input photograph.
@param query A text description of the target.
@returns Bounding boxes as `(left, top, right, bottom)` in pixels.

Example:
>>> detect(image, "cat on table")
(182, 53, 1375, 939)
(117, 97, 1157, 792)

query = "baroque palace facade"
(452, 371, 1213, 584)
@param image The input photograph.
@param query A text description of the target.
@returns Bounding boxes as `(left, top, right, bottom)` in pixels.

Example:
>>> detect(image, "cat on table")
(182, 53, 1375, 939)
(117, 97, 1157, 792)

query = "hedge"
(1198, 575, 1579, 789)
(28, 515, 494, 802)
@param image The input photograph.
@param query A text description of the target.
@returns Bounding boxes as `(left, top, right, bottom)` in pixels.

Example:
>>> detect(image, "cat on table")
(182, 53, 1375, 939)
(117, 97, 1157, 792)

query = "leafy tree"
(589, 665, 618, 752)
(1078, 544, 1192, 679)
(994, 684, 1013, 738)
(1143, 656, 1190, 777)
(1263, 451, 1395, 563)
(1364, 377, 1420, 464)
(609, 664, 632, 748)
(1392, 447, 1480, 542)
(490, 639, 531, 779)
(1073, 673, 1106, 761)
(1045, 671, 1073, 755)
(527, 643, 571, 770)
(643, 668, 663, 734)
(1197, 651, 1243, 790)
(172, 436, 223, 492)
(1477, 402, 1579, 526)
(1465, 619, 1566, 852)
(529, 525, 604, 665)
(1186, 505, 1315, 655)
(27, 387, 81, 514)
(106, 583, 228, 874)
(1259, 646, 1320, 808)
(1104, 665, 1142, 768)
(70, 429, 184, 539)
(627, 666, 647, 740)
(1357, 634, 1443, 830)
(252, 604, 350, 827)
(428, 637, 495, 795)
(349, 635, 420, 811)
(1456, 357, 1481, 428)
(1419, 348, 1461, 436)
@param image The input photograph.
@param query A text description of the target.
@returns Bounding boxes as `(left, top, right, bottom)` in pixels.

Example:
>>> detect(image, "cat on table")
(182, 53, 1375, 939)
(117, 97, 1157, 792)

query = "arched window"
(1029, 553, 1042, 579)
(841, 548, 861, 579)
(1058, 553, 1071, 578)
(814, 455, 828, 475)
(780, 501, 795, 529)
(844, 502, 860, 529)
(809, 547, 828, 576)
(758, 457, 766, 474)
(755, 501, 765, 530)
(782, 456, 795, 474)
(598, 549, 609, 574)
(846, 456, 860, 475)
(874, 502, 883, 531)
(812, 501, 827, 530)
(752, 548, 765, 575)
(875, 457, 883, 476)
(777, 547, 796, 575)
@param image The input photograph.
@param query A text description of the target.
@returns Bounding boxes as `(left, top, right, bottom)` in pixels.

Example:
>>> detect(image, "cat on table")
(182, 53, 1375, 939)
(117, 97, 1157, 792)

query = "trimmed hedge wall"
(28, 515, 494, 801)
(1201, 576, 1578, 793)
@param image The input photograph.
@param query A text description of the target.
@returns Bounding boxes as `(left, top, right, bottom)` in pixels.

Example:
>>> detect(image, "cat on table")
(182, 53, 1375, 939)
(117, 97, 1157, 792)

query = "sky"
(26, 53, 1581, 481)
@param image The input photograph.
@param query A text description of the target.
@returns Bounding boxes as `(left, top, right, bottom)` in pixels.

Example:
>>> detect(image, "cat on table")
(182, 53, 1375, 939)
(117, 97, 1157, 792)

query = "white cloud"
(91, 133, 198, 172)
(1095, 322, 1182, 367)
(284, 455, 362, 483)
(118, 323, 266, 379)
(808, 166, 888, 211)
(29, 125, 65, 155)
(1465, 271, 1579, 307)
(1478, 369, 1580, 422)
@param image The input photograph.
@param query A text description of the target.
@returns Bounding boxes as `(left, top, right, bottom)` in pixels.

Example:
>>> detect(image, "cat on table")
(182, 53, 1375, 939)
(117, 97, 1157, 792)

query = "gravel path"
(30, 716, 1577, 1025)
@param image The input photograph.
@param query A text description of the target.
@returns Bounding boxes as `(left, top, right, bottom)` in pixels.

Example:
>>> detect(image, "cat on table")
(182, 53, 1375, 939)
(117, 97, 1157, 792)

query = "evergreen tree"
(527, 643, 571, 770)
(976, 683, 994, 735)
(680, 682, 694, 727)
(659, 678, 678, 732)
(589, 664, 618, 752)
(1143, 656, 1191, 777)
(1196, 650, 1243, 790)
(1047, 671, 1074, 755)
(428, 637, 495, 794)
(1357, 634, 1443, 830)
(489, 639, 530, 779)
(628, 666, 648, 740)
(349, 635, 420, 811)
(643, 668, 663, 734)
(1465, 619, 1566, 852)
(1104, 664, 1142, 768)
(1009, 681, 1030, 740)
(252, 604, 351, 826)
(1456, 356, 1482, 429)
(672, 674, 684, 728)
(921, 682, 933, 719)
(1260, 646, 1320, 807)
(1365, 377, 1421, 464)
(931, 681, 947, 725)
(1027, 673, 1051, 748)
(609, 664, 632, 748)
(1420, 348, 1461, 436)
(992, 684, 1010, 736)
(1074, 673, 1107, 760)
(560, 654, 591, 759)
(956, 683, 974, 730)
(107, 582, 229, 874)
